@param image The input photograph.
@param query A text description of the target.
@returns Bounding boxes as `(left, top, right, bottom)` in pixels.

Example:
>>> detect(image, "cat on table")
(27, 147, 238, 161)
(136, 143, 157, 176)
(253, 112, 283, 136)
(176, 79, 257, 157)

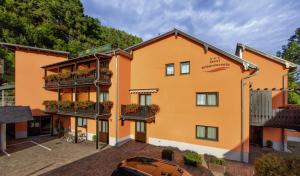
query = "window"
(196, 125, 218, 141)
(136, 121, 145, 133)
(77, 117, 87, 127)
(196, 92, 218, 106)
(165, 63, 174, 76)
(180, 61, 190, 75)
(99, 120, 108, 133)
(99, 92, 109, 103)
(139, 94, 151, 105)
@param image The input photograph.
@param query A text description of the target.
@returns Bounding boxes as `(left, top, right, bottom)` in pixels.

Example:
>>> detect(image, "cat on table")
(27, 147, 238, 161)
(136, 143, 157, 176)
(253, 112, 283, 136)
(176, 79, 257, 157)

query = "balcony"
(121, 104, 160, 122)
(43, 100, 113, 119)
(44, 68, 112, 88)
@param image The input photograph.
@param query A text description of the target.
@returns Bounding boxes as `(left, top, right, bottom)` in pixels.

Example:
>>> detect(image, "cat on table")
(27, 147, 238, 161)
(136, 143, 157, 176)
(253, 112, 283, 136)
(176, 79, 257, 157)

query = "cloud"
(82, 0, 300, 54)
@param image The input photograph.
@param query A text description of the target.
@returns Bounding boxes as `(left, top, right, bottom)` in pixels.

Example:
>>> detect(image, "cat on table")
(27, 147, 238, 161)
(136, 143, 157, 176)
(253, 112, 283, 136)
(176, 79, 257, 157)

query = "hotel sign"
(202, 57, 230, 72)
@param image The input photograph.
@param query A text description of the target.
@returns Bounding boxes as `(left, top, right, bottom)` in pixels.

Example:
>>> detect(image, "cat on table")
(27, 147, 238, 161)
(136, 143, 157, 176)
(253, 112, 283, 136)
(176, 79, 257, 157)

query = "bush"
(266, 140, 273, 148)
(59, 100, 74, 109)
(204, 154, 225, 166)
(162, 147, 174, 161)
(183, 150, 202, 167)
(58, 72, 73, 79)
(43, 100, 57, 107)
(255, 153, 288, 176)
(74, 101, 95, 110)
(43, 74, 58, 82)
(76, 68, 95, 77)
(92, 135, 97, 142)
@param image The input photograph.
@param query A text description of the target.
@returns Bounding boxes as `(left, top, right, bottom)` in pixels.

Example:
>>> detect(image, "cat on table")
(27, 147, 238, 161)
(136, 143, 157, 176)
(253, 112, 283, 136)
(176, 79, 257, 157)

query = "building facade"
(0, 29, 299, 162)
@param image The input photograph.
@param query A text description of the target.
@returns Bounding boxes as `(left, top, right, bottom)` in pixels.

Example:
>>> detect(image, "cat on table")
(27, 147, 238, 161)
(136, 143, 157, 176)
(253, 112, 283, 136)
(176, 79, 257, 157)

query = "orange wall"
(242, 49, 289, 107)
(130, 35, 250, 152)
(15, 50, 67, 113)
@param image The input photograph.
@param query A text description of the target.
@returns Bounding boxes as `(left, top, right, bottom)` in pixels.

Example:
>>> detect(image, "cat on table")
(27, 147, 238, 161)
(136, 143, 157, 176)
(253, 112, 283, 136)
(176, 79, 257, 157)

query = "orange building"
(0, 29, 299, 163)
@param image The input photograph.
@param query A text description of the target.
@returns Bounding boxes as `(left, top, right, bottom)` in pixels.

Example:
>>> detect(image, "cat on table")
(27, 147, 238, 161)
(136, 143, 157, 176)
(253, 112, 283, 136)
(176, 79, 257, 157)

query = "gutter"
(113, 50, 119, 146)
(93, 53, 101, 149)
(241, 68, 259, 162)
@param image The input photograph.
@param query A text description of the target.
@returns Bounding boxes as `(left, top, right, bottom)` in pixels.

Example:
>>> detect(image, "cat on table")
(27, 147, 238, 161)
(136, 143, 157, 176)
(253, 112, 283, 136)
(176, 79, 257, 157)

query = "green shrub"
(162, 147, 174, 161)
(92, 135, 97, 142)
(255, 153, 287, 176)
(58, 72, 73, 79)
(204, 154, 225, 166)
(183, 150, 202, 167)
(43, 74, 58, 82)
(266, 140, 273, 148)
(286, 155, 300, 176)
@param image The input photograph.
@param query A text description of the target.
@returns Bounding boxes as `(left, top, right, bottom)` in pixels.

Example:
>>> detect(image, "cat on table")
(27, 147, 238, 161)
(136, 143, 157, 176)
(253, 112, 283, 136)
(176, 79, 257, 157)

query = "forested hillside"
(0, 0, 142, 84)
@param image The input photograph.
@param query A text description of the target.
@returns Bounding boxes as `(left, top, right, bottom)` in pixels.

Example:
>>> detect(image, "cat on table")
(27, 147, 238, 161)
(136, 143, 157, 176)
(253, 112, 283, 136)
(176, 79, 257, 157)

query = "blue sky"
(82, 0, 300, 55)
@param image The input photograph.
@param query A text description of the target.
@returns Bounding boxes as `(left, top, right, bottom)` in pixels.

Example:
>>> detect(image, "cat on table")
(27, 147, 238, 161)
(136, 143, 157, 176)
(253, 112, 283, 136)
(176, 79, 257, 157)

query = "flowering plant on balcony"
(149, 104, 160, 114)
(43, 100, 58, 108)
(59, 100, 74, 110)
(100, 68, 113, 77)
(102, 101, 113, 113)
(74, 101, 95, 110)
(75, 68, 96, 77)
(58, 72, 73, 80)
(43, 74, 58, 82)
(125, 104, 139, 113)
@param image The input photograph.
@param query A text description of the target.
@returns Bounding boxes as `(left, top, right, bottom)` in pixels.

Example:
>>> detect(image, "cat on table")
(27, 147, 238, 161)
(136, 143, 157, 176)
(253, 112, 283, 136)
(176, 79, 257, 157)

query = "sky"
(82, 0, 300, 55)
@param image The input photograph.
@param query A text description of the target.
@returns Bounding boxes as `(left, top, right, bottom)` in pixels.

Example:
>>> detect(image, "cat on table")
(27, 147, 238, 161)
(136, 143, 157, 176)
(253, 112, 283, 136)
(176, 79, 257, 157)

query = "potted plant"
(102, 101, 113, 113)
(149, 104, 160, 114)
(125, 104, 139, 113)
(204, 154, 226, 174)
(162, 147, 174, 161)
(58, 72, 73, 79)
(76, 68, 96, 78)
(43, 100, 58, 112)
(75, 101, 95, 113)
(183, 150, 202, 167)
(43, 74, 58, 85)
(59, 100, 74, 112)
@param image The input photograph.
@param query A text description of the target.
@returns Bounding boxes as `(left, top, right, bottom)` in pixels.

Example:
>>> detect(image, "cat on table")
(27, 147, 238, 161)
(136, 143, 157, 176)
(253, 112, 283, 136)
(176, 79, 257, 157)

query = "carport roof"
(0, 106, 33, 123)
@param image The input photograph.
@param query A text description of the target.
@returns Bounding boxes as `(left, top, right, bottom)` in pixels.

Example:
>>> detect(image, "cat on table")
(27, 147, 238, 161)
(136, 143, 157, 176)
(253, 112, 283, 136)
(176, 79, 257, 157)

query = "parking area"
(0, 136, 101, 176)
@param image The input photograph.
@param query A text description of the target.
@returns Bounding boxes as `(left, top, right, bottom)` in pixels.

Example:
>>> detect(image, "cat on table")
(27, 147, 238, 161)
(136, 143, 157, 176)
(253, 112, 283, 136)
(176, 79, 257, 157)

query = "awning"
(129, 88, 159, 94)
(0, 106, 33, 123)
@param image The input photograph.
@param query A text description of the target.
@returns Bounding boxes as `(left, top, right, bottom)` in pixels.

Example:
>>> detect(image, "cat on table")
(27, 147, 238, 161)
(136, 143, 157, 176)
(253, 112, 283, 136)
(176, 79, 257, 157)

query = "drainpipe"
(113, 50, 119, 146)
(94, 54, 101, 149)
(241, 66, 259, 162)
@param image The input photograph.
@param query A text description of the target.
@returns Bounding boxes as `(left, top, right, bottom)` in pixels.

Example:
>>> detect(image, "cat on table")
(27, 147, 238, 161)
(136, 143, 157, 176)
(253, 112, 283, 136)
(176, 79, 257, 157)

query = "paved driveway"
(0, 136, 100, 176)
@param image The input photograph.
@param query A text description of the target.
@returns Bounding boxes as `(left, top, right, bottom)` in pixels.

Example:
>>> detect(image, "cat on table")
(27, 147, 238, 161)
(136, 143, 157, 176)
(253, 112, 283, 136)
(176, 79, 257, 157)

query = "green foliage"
(74, 101, 95, 110)
(149, 104, 160, 114)
(204, 154, 225, 166)
(183, 150, 202, 166)
(92, 135, 97, 142)
(254, 153, 300, 176)
(43, 100, 57, 107)
(59, 100, 74, 109)
(125, 104, 140, 113)
(0, 0, 142, 85)
(102, 101, 113, 113)
(43, 74, 59, 82)
(58, 72, 73, 79)
(75, 68, 95, 77)
(278, 27, 300, 104)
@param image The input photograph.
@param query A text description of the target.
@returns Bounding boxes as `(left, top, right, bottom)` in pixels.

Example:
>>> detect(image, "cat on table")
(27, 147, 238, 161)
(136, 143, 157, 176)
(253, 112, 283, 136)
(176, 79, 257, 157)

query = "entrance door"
(99, 120, 109, 144)
(250, 126, 263, 146)
(28, 118, 41, 136)
(41, 116, 51, 134)
(6, 123, 15, 140)
(135, 121, 146, 143)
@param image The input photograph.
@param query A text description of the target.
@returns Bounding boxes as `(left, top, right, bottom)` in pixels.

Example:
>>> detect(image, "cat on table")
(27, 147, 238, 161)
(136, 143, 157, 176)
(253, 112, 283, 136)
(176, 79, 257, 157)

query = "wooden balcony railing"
(44, 100, 113, 118)
(251, 108, 300, 131)
(44, 68, 112, 88)
(121, 104, 159, 122)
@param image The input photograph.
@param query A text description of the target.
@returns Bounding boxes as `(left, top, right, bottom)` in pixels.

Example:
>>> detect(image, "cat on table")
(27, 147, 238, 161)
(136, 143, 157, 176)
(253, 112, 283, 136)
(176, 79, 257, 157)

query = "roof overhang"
(129, 88, 159, 94)
(236, 43, 298, 69)
(125, 29, 257, 71)
(0, 106, 33, 124)
(0, 42, 69, 56)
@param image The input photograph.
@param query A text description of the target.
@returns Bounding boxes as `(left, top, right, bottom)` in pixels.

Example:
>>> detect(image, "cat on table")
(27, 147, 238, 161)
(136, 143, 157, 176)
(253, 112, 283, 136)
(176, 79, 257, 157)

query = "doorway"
(135, 121, 146, 143)
(250, 126, 263, 147)
(99, 120, 109, 144)
(28, 116, 51, 136)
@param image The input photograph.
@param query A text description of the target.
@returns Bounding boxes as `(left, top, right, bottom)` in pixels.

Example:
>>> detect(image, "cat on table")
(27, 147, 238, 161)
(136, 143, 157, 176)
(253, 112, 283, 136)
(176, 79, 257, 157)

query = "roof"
(41, 52, 111, 68)
(0, 106, 33, 123)
(236, 43, 298, 69)
(125, 28, 258, 70)
(0, 42, 69, 56)
(0, 84, 15, 91)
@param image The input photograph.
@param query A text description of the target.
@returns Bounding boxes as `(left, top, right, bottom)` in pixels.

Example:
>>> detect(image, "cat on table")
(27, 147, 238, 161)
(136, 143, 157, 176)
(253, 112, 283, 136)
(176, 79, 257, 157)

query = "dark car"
(111, 156, 192, 176)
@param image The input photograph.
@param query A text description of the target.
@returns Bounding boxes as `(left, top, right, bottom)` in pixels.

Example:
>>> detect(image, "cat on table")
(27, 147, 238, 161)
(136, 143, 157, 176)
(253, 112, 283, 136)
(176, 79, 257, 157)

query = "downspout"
(282, 70, 298, 106)
(241, 65, 259, 162)
(94, 54, 100, 149)
(114, 50, 119, 146)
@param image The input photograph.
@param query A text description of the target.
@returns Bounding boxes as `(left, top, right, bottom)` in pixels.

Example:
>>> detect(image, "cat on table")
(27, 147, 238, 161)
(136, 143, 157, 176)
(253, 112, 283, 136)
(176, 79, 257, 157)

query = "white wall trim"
(149, 137, 248, 162)
(287, 136, 300, 142)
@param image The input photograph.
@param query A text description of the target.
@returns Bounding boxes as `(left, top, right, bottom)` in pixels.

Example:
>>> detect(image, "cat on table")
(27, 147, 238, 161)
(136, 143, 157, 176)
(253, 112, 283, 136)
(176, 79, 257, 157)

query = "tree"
(0, 0, 142, 84)
(278, 27, 300, 104)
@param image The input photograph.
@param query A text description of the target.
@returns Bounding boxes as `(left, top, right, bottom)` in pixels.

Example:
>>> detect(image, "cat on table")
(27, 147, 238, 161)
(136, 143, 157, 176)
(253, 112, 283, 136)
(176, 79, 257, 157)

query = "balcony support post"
(94, 54, 100, 150)
(96, 117, 99, 149)
(75, 117, 78, 143)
